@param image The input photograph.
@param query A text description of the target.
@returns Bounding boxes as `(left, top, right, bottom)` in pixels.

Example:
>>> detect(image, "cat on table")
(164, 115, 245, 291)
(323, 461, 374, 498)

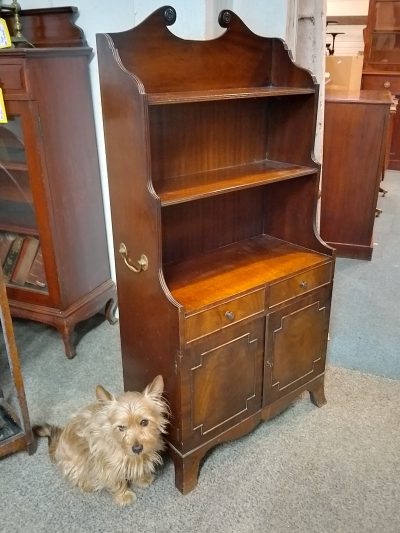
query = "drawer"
(185, 288, 264, 343)
(0, 62, 27, 95)
(362, 74, 400, 95)
(268, 263, 332, 308)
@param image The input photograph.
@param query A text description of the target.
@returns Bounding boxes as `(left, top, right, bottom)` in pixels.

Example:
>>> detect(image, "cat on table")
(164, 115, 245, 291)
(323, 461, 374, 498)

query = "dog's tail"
(33, 423, 62, 461)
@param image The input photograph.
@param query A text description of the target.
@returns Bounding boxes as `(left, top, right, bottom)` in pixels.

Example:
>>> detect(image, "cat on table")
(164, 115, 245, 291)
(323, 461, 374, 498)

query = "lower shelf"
(164, 234, 331, 311)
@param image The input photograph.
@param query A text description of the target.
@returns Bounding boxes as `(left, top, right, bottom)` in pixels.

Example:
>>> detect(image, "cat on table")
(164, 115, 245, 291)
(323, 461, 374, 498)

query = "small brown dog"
(34, 375, 168, 505)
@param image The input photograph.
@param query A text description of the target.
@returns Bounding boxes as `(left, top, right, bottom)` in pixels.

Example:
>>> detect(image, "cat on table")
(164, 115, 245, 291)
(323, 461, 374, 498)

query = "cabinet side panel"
(320, 100, 389, 245)
(264, 176, 332, 255)
(267, 94, 318, 167)
(97, 34, 181, 444)
(27, 53, 111, 306)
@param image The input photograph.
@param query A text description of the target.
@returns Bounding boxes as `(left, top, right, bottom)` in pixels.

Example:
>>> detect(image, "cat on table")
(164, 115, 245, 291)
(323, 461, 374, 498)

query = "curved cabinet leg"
(56, 322, 76, 359)
(169, 447, 202, 495)
(309, 376, 327, 407)
(104, 297, 118, 325)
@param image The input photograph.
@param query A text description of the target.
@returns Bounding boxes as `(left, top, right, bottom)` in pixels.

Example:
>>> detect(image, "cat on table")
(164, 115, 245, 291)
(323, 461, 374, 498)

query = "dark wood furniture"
(362, 0, 400, 169)
(97, 7, 335, 494)
(320, 89, 392, 260)
(0, 7, 117, 358)
(0, 266, 35, 458)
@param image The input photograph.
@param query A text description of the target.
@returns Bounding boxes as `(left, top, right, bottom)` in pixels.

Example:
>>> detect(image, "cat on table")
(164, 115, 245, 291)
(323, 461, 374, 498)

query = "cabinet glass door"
(370, 1, 400, 64)
(0, 117, 37, 231)
(0, 109, 47, 294)
(374, 1, 400, 31)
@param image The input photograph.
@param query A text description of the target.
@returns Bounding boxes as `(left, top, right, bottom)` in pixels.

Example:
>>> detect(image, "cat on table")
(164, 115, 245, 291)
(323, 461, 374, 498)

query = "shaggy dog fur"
(34, 375, 168, 505)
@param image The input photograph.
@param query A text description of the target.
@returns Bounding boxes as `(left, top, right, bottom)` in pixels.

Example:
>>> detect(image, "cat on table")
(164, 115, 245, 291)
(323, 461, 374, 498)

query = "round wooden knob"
(383, 81, 391, 89)
(225, 310, 235, 321)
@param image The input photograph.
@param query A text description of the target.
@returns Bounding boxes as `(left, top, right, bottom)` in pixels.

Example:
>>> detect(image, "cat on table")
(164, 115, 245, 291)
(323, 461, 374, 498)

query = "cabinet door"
(0, 100, 55, 303)
(181, 318, 264, 452)
(263, 288, 330, 405)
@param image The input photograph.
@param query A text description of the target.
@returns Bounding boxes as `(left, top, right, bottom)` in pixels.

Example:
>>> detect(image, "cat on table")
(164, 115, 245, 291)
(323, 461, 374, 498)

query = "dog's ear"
(96, 385, 115, 403)
(143, 375, 164, 398)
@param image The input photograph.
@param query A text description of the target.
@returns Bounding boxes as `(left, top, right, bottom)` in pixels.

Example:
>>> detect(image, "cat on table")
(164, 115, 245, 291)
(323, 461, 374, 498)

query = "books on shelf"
(0, 231, 15, 265)
(11, 236, 40, 285)
(0, 231, 46, 289)
(2, 234, 24, 280)
(25, 248, 46, 288)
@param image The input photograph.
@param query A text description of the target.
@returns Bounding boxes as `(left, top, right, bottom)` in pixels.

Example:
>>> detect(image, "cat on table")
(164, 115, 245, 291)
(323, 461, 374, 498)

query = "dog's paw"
(134, 473, 154, 488)
(113, 489, 137, 506)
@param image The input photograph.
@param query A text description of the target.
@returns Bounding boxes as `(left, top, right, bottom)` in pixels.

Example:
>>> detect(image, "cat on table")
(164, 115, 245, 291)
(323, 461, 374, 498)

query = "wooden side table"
(0, 266, 35, 458)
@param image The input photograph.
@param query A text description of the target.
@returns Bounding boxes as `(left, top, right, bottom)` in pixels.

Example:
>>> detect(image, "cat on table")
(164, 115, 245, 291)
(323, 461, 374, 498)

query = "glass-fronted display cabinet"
(0, 7, 117, 358)
(363, 0, 400, 170)
(0, 265, 35, 458)
(365, 1, 400, 66)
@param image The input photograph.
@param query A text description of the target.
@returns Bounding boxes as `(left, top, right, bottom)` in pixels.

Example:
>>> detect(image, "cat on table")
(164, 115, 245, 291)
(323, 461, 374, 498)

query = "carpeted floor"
(0, 172, 399, 533)
(327, 170, 400, 378)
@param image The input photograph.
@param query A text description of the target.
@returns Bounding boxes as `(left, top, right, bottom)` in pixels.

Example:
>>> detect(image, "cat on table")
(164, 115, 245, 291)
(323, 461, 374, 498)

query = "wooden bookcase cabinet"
(97, 7, 335, 494)
(0, 7, 117, 358)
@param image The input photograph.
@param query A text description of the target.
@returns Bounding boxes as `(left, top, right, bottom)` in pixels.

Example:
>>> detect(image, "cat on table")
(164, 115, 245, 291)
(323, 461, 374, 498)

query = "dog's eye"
(140, 419, 149, 427)
(117, 425, 126, 432)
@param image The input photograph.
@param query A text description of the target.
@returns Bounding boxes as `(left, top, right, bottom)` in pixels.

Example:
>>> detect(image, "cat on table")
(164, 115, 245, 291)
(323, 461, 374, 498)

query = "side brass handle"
(119, 242, 148, 273)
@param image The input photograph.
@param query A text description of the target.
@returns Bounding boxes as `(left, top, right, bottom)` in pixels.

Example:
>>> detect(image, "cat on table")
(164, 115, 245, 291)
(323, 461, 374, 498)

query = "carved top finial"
(163, 6, 176, 26)
(218, 10, 232, 28)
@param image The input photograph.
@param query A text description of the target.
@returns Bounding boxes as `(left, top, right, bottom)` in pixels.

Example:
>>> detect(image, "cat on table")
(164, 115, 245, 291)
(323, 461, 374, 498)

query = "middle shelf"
(154, 159, 318, 205)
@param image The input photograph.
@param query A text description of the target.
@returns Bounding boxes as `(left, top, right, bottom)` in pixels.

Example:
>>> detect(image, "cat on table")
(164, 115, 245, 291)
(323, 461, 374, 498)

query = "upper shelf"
(148, 87, 315, 105)
(154, 159, 318, 206)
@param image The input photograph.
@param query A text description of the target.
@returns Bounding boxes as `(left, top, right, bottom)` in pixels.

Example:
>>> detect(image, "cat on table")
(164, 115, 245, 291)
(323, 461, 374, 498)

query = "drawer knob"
(225, 310, 235, 321)
(383, 81, 391, 89)
(299, 280, 308, 289)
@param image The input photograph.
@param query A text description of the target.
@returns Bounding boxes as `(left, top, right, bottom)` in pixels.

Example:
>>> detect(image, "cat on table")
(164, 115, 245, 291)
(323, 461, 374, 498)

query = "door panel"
(181, 318, 264, 451)
(264, 288, 330, 405)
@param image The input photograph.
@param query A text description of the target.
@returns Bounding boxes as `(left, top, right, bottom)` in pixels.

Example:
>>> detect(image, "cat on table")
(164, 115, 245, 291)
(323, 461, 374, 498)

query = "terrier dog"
(34, 375, 168, 505)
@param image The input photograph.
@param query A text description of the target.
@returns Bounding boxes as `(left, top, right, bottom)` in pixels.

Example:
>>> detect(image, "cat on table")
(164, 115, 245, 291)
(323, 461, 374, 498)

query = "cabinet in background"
(321, 90, 392, 260)
(97, 7, 335, 493)
(0, 7, 117, 358)
(362, 0, 400, 169)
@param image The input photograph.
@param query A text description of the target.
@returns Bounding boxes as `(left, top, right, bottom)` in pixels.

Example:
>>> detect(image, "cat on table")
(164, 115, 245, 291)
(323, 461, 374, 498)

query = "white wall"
(327, 0, 369, 56)
(19, 0, 321, 278)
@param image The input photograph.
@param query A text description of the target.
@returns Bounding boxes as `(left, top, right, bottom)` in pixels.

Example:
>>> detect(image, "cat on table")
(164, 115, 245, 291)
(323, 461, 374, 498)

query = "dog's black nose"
(132, 444, 143, 455)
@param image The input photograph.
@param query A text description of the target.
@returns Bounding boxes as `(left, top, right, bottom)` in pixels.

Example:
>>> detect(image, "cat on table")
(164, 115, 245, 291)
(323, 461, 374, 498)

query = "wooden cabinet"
(320, 90, 392, 260)
(362, 0, 400, 169)
(97, 6, 335, 494)
(0, 7, 117, 358)
(0, 267, 35, 458)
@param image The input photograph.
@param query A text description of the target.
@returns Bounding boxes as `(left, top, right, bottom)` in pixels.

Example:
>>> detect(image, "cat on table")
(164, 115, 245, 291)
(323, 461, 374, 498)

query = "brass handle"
(119, 242, 148, 273)
(299, 280, 308, 289)
(383, 81, 391, 89)
(225, 310, 235, 321)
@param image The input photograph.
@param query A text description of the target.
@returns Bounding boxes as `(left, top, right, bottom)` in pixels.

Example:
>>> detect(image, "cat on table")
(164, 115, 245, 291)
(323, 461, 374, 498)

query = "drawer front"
(362, 74, 400, 94)
(268, 263, 332, 308)
(0, 63, 27, 95)
(185, 289, 264, 343)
